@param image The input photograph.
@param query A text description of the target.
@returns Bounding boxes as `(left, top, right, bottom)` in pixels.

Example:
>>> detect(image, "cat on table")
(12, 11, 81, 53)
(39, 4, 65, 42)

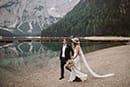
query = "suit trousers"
(60, 57, 67, 77)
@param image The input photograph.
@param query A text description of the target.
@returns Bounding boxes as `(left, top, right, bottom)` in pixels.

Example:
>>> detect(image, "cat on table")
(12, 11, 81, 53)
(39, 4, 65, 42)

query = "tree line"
(41, 0, 130, 37)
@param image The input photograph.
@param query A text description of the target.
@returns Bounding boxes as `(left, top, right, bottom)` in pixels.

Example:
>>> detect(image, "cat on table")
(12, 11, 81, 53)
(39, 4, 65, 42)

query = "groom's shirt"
(62, 44, 67, 58)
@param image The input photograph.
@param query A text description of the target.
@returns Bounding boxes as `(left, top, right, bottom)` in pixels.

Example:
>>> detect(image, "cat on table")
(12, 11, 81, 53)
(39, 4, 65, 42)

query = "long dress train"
(79, 45, 114, 78)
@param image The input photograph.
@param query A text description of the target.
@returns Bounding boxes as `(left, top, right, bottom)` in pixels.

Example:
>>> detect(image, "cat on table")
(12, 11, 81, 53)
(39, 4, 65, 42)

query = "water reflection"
(17, 42, 43, 57)
(0, 40, 125, 74)
(81, 42, 125, 52)
(0, 41, 60, 74)
(0, 41, 125, 59)
(0, 42, 60, 59)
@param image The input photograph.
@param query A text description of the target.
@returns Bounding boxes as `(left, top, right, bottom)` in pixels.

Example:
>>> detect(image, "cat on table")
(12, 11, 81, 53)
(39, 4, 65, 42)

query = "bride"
(68, 38, 87, 82)
(68, 38, 114, 82)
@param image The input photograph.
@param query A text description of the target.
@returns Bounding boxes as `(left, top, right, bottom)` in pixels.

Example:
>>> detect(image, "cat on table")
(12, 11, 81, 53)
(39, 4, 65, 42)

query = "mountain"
(0, 0, 80, 36)
(41, 0, 130, 37)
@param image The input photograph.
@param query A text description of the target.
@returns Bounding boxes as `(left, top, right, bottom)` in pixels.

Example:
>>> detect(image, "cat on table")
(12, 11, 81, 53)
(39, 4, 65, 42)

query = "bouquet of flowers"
(65, 59, 74, 71)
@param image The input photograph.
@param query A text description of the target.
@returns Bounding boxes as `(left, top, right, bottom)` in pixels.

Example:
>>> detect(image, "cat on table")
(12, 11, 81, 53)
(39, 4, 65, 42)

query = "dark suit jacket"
(60, 44, 74, 61)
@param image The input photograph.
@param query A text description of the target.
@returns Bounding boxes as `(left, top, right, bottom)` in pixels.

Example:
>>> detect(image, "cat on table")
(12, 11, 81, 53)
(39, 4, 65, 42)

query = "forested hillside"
(42, 0, 130, 37)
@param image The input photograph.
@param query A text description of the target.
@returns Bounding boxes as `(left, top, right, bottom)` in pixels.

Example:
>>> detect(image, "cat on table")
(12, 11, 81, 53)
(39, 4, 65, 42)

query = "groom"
(59, 38, 74, 80)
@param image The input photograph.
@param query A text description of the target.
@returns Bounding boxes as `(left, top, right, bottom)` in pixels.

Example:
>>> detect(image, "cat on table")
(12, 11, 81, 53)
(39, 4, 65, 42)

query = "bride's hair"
(72, 42, 78, 49)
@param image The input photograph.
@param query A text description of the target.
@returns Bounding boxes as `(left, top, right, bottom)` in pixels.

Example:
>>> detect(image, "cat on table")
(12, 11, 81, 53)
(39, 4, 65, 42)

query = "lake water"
(0, 39, 125, 73)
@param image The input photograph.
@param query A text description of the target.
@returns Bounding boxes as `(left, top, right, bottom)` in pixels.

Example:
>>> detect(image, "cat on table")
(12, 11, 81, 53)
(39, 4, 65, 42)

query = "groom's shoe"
(59, 76, 64, 80)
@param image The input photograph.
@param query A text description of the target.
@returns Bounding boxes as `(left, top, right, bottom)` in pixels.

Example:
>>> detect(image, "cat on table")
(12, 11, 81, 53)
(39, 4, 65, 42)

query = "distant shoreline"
(0, 36, 130, 43)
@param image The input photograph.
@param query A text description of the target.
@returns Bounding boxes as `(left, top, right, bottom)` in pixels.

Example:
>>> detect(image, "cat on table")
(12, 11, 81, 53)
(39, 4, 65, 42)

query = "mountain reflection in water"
(0, 38, 125, 73)
(0, 42, 59, 59)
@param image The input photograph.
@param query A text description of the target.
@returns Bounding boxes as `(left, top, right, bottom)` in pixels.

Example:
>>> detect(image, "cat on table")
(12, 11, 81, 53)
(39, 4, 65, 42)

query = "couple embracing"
(59, 37, 87, 82)
(59, 37, 114, 82)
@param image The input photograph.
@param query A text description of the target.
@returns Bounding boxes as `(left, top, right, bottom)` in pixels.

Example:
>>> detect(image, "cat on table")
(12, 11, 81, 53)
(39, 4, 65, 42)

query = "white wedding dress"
(68, 45, 114, 82)
(68, 48, 87, 81)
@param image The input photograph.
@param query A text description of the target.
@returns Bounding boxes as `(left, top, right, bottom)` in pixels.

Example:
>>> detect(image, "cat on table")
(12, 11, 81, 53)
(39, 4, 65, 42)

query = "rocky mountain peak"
(0, 0, 80, 35)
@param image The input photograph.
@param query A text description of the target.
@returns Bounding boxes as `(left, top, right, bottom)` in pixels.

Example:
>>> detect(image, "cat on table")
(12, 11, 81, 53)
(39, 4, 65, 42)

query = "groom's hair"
(64, 37, 68, 42)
